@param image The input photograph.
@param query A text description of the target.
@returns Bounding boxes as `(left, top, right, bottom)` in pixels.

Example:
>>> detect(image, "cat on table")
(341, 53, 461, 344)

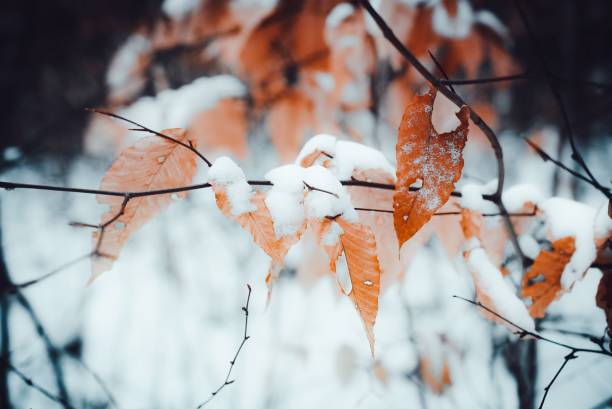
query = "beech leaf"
(92, 128, 198, 282)
(393, 86, 469, 248)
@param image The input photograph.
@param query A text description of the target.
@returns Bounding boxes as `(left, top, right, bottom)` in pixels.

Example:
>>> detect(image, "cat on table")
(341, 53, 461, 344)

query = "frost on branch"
(393, 86, 469, 249)
(92, 128, 197, 282)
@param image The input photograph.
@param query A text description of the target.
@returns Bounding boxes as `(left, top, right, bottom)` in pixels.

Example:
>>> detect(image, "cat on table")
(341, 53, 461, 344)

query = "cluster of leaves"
(87, 0, 514, 161)
(90, 82, 611, 366)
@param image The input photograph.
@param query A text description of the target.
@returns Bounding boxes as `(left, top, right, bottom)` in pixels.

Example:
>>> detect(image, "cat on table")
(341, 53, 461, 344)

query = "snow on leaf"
(92, 128, 197, 282)
(209, 158, 304, 265)
(209, 157, 305, 296)
(461, 210, 535, 332)
(311, 218, 343, 273)
(336, 217, 381, 355)
(393, 86, 470, 249)
(521, 237, 576, 318)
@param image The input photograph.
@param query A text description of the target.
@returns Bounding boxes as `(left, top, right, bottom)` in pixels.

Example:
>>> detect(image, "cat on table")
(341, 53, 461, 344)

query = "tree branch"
(197, 284, 252, 408)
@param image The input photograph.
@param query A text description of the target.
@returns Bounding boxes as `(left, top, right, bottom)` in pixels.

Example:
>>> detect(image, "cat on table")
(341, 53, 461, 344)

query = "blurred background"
(0, 0, 610, 408)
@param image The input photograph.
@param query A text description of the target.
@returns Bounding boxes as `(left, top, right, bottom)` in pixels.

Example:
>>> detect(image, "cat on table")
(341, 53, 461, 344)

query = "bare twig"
(87, 109, 213, 167)
(513, 0, 610, 199)
(525, 138, 610, 196)
(14, 291, 71, 406)
(1, 358, 75, 409)
(2, 253, 90, 294)
(303, 182, 339, 198)
(197, 284, 252, 408)
(453, 296, 612, 356)
(538, 351, 577, 409)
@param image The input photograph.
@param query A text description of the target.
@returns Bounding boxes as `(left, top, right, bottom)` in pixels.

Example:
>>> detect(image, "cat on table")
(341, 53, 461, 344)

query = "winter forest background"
(0, 0, 611, 408)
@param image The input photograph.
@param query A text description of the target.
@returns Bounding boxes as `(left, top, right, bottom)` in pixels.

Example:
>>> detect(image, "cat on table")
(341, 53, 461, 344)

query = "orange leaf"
(420, 357, 452, 394)
(311, 218, 343, 273)
(268, 89, 314, 162)
(214, 189, 302, 264)
(347, 169, 403, 288)
(522, 237, 576, 318)
(189, 98, 248, 160)
(336, 217, 381, 355)
(92, 129, 198, 282)
(393, 87, 470, 248)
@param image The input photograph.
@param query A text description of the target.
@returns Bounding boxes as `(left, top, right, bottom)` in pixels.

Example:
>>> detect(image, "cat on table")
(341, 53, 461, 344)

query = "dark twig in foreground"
(197, 284, 252, 408)
(537, 351, 577, 409)
(15, 291, 71, 405)
(1, 358, 74, 409)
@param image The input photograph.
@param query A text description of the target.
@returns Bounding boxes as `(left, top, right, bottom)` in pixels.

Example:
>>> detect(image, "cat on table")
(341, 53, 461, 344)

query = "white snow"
(208, 156, 256, 216)
(303, 166, 357, 222)
(295, 134, 337, 165)
(118, 75, 246, 134)
(162, 0, 201, 19)
(296, 135, 395, 181)
(333, 140, 396, 180)
(539, 198, 598, 289)
(464, 238, 536, 333)
(459, 179, 498, 213)
(518, 234, 540, 259)
(326, 3, 355, 29)
(432, 0, 474, 39)
(475, 10, 508, 38)
(502, 184, 543, 212)
(314, 71, 336, 92)
(264, 165, 306, 238)
(106, 34, 151, 90)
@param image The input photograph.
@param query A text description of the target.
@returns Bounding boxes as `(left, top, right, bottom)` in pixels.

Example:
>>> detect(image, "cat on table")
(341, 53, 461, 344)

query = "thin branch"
(513, 0, 609, 198)
(440, 72, 530, 86)
(197, 284, 252, 408)
(303, 182, 339, 198)
(14, 291, 71, 405)
(87, 109, 213, 167)
(538, 351, 577, 409)
(453, 295, 612, 356)
(525, 138, 610, 196)
(354, 208, 537, 217)
(3, 253, 90, 294)
(1, 358, 75, 409)
(441, 72, 612, 90)
(428, 50, 455, 94)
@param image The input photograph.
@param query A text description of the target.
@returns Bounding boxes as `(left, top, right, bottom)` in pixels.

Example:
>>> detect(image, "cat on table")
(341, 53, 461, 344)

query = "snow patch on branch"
(265, 165, 306, 238)
(208, 156, 255, 216)
(465, 238, 535, 333)
(303, 166, 357, 222)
